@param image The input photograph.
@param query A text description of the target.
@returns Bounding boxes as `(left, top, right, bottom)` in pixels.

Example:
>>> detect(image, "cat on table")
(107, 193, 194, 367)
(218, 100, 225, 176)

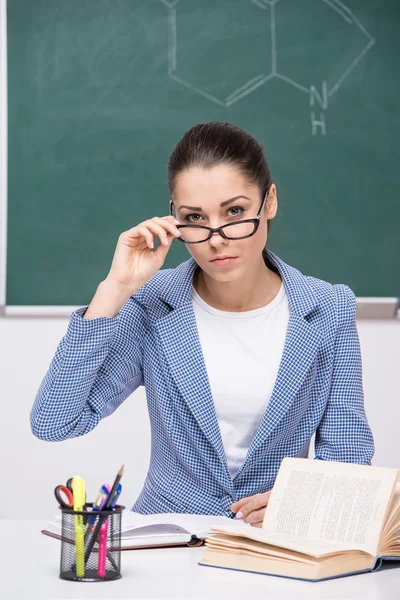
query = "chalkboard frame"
(0, 0, 398, 318)
(0, 0, 7, 313)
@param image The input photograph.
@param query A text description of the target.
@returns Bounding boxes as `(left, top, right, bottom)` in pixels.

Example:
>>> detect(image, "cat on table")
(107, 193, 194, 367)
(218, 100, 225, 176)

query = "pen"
(88, 483, 111, 527)
(109, 483, 122, 509)
(84, 466, 124, 565)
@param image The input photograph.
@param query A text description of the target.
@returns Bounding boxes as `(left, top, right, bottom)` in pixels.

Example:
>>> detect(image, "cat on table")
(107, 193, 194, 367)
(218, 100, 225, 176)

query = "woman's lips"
(211, 257, 237, 266)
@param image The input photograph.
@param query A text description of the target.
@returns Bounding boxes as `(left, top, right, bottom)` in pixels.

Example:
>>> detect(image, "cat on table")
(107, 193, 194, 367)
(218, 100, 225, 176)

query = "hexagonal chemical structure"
(161, 0, 374, 109)
(169, 0, 273, 106)
(274, 0, 374, 97)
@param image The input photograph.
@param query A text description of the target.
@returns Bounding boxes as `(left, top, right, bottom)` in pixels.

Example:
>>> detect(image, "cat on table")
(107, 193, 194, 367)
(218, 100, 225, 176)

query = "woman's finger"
(236, 492, 270, 520)
(243, 506, 266, 525)
(123, 216, 180, 246)
(124, 223, 168, 248)
(135, 221, 172, 246)
(147, 220, 181, 245)
(135, 227, 155, 249)
(230, 496, 253, 513)
(153, 230, 174, 261)
(152, 216, 181, 238)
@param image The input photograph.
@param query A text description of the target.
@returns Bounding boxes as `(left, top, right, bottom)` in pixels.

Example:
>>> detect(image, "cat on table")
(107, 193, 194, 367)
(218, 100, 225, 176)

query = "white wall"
(0, 316, 399, 519)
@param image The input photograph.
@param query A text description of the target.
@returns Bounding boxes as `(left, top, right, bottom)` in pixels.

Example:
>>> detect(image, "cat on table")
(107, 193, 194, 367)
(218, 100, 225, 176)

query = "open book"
(199, 458, 400, 582)
(42, 512, 249, 549)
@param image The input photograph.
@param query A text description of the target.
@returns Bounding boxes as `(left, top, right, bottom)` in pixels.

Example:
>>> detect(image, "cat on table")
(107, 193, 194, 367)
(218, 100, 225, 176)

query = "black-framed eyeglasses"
(169, 187, 270, 244)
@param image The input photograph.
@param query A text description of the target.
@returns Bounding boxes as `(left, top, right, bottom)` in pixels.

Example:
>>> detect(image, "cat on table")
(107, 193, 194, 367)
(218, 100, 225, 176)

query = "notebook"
(42, 511, 250, 549)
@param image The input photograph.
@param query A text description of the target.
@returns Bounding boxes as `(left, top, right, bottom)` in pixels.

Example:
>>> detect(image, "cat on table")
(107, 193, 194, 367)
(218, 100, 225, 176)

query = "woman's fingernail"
(173, 219, 180, 225)
(235, 512, 243, 519)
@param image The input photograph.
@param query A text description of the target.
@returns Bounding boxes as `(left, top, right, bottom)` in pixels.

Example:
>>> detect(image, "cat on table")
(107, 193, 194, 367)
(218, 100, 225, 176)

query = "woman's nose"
(208, 230, 228, 248)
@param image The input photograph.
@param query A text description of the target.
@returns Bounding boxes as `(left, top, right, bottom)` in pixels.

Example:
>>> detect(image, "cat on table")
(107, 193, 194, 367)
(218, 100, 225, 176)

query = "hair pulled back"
(167, 122, 276, 269)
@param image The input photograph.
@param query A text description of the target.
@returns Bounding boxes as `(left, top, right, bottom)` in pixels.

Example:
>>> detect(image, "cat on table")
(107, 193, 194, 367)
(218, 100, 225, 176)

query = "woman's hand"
(105, 215, 182, 293)
(230, 490, 272, 528)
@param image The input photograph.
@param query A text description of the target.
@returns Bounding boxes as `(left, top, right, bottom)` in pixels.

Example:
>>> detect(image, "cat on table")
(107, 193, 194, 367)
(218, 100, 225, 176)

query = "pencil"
(104, 465, 124, 510)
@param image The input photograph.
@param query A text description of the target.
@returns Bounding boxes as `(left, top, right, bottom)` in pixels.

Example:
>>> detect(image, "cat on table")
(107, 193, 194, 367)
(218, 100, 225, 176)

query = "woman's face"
(172, 164, 277, 282)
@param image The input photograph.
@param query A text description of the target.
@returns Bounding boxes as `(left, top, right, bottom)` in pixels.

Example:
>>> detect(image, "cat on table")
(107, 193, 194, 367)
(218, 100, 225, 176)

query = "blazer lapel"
(138, 257, 227, 471)
(245, 312, 322, 461)
(238, 251, 323, 471)
(154, 302, 229, 474)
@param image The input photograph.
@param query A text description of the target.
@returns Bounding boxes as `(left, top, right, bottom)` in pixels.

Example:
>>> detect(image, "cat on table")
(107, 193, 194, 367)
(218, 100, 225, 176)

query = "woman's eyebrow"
(178, 195, 252, 212)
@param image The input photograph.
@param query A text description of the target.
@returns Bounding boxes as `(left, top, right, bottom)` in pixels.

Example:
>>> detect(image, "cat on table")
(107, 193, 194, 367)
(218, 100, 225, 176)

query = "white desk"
(1, 519, 399, 600)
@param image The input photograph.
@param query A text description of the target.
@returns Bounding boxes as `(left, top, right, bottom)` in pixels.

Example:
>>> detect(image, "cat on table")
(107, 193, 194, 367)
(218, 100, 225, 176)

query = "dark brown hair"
(167, 121, 276, 270)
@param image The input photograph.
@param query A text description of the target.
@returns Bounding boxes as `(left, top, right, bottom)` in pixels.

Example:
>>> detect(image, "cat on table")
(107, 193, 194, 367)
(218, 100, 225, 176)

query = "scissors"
(54, 478, 75, 508)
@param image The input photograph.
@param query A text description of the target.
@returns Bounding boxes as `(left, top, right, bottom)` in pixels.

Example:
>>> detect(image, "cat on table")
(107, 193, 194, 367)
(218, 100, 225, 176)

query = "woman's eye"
(228, 207, 244, 217)
(184, 207, 244, 223)
(185, 213, 202, 223)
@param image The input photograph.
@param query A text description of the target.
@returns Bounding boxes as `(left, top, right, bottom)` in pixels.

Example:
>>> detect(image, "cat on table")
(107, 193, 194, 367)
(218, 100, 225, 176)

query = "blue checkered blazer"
(31, 251, 374, 516)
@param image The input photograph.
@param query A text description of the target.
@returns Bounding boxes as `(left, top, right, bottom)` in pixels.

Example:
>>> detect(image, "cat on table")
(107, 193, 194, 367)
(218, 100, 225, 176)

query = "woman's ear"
(265, 184, 278, 220)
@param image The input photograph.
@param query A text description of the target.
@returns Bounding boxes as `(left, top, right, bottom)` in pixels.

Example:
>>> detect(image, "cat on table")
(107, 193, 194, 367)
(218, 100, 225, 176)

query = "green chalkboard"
(6, 0, 400, 305)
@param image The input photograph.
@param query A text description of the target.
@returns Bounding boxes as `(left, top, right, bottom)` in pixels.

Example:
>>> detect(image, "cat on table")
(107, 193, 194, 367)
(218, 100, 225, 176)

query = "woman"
(31, 122, 374, 527)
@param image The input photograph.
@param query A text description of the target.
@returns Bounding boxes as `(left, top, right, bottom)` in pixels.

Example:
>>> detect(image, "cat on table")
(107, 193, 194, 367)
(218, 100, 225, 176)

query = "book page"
(382, 483, 400, 530)
(120, 512, 242, 538)
(262, 458, 399, 556)
(209, 523, 362, 558)
(48, 511, 245, 540)
(120, 512, 190, 534)
(379, 483, 400, 552)
(120, 524, 191, 539)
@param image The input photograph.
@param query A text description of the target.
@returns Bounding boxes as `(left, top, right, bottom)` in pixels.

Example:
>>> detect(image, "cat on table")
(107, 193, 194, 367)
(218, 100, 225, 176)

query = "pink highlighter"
(96, 483, 111, 578)
(96, 481, 122, 577)
(97, 520, 108, 578)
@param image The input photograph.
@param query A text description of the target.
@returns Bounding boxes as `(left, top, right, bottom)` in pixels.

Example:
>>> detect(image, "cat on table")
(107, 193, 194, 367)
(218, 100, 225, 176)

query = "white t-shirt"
(191, 282, 290, 477)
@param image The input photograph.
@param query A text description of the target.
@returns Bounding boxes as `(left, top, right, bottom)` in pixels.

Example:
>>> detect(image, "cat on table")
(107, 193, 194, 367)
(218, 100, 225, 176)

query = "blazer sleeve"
(314, 284, 375, 464)
(30, 296, 146, 442)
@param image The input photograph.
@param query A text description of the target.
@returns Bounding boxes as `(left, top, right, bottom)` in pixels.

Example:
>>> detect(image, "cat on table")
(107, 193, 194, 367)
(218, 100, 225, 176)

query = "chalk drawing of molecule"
(159, 0, 375, 135)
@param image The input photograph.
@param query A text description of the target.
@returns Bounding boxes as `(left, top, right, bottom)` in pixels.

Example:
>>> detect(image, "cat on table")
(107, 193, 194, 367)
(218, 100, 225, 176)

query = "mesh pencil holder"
(59, 503, 125, 582)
